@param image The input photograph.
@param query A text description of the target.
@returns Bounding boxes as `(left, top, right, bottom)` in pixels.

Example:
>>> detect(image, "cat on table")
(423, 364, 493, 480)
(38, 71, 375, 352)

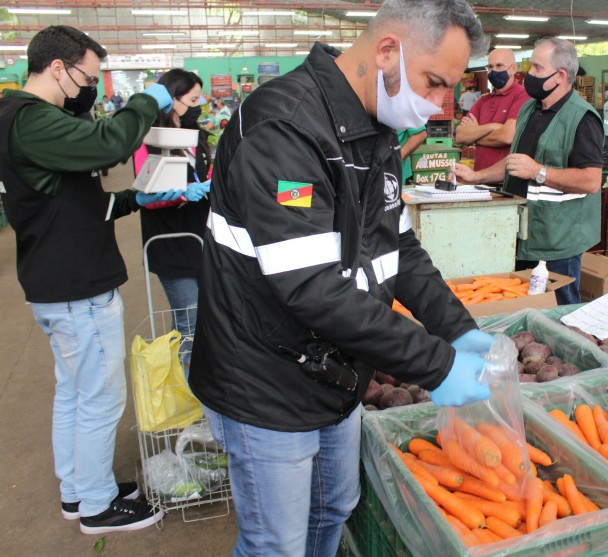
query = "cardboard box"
(580, 252, 608, 301)
(450, 269, 574, 317)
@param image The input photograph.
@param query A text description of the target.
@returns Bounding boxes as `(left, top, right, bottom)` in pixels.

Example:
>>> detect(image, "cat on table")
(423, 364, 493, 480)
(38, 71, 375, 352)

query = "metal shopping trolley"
(129, 233, 231, 526)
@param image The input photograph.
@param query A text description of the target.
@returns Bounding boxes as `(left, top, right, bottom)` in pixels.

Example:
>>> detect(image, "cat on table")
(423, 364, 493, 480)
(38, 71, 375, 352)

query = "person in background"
(136, 69, 211, 366)
(211, 97, 232, 129)
(110, 91, 123, 110)
(0, 25, 182, 534)
(458, 85, 477, 116)
(188, 1, 492, 555)
(398, 126, 427, 185)
(453, 38, 604, 305)
(455, 48, 529, 179)
(101, 94, 115, 115)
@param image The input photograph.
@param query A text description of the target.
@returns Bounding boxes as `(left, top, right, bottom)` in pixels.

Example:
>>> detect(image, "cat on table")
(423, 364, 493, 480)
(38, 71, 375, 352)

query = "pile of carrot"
(548, 405, 608, 460)
(446, 276, 530, 305)
(389, 421, 601, 548)
(391, 299, 411, 316)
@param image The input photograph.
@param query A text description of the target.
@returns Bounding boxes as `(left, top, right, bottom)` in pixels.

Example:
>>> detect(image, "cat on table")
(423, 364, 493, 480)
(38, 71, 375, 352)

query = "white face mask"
(376, 43, 442, 130)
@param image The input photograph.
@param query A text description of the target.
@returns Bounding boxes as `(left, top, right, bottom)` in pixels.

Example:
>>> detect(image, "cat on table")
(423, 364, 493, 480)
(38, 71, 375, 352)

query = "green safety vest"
(507, 92, 603, 261)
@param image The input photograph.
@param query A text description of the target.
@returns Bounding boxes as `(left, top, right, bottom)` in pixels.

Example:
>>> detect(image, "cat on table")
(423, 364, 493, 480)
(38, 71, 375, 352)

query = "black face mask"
(179, 104, 202, 128)
(487, 70, 510, 90)
(63, 86, 97, 115)
(524, 71, 559, 100)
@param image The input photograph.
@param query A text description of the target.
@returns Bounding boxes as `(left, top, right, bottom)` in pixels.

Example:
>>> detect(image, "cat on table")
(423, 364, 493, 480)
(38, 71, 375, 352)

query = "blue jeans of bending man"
(516, 254, 582, 305)
(30, 289, 126, 517)
(204, 405, 362, 557)
(158, 276, 198, 370)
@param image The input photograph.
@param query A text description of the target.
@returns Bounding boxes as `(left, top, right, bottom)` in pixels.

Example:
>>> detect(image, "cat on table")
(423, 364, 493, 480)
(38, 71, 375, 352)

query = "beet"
(364, 404, 378, 411)
(599, 345, 608, 354)
(517, 361, 525, 374)
(375, 371, 401, 386)
(524, 361, 545, 375)
(519, 373, 537, 383)
(400, 383, 411, 390)
(558, 363, 580, 377)
(600, 338, 608, 346)
(414, 389, 431, 403)
(536, 364, 559, 382)
(511, 331, 536, 353)
(521, 342, 552, 364)
(379, 387, 413, 409)
(546, 356, 564, 367)
(381, 383, 394, 392)
(407, 385, 421, 397)
(362, 379, 384, 406)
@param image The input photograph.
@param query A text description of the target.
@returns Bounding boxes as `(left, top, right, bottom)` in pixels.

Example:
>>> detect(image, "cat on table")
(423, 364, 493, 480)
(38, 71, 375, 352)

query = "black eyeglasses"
(485, 62, 514, 72)
(63, 61, 99, 89)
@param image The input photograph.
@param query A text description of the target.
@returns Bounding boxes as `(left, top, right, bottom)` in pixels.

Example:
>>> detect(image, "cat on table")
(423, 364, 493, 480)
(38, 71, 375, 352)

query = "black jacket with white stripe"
(189, 42, 477, 431)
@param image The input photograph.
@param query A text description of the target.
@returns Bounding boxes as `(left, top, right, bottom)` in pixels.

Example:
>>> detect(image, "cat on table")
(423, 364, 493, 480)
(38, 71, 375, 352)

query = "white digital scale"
(132, 127, 199, 193)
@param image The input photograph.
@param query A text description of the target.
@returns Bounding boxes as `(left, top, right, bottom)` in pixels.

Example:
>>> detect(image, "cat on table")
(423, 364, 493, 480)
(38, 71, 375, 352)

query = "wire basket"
(130, 307, 231, 525)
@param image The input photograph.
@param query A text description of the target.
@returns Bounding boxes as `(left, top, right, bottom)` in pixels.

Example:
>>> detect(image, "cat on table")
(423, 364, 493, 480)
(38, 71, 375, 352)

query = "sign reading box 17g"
(210, 74, 233, 99)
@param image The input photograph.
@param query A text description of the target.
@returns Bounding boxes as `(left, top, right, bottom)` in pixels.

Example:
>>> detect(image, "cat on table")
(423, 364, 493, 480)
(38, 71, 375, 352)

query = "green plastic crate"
(361, 400, 608, 557)
(425, 137, 453, 147)
(475, 308, 608, 372)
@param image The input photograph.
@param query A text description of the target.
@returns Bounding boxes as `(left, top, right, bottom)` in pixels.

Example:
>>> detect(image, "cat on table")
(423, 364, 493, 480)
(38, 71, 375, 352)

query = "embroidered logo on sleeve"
(276, 180, 313, 207)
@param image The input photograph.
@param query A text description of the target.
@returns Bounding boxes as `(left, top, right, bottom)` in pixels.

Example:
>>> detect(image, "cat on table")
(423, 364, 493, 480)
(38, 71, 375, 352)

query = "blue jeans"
(30, 289, 126, 517)
(158, 276, 198, 368)
(516, 255, 582, 305)
(204, 405, 362, 557)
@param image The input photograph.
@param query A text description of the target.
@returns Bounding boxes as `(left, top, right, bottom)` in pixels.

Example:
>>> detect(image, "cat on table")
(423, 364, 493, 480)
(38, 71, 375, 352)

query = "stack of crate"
(575, 76, 595, 104)
(425, 88, 455, 146)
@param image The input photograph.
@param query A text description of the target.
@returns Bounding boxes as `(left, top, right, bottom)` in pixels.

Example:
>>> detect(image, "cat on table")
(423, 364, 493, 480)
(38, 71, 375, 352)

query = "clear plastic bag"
(144, 449, 203, 502)
(437, 333, 533, 499)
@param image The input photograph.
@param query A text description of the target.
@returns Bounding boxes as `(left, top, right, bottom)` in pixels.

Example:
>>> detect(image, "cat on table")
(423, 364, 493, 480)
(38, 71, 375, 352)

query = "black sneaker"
(61, 481, 141, 520)
(80, 498, 163, 534)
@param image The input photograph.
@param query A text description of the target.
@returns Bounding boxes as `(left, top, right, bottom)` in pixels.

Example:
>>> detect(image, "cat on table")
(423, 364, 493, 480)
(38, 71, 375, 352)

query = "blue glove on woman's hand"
(136, 189, 183, 207)
(142, 83, 173, 113)
(451, 329, 494, 354)
(183, 180, 211, 202)
(429, 351, 490, 407)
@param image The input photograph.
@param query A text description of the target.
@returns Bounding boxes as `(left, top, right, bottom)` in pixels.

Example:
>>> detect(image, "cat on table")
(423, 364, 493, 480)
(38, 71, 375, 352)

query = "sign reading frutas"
(277, 180, 313, 208)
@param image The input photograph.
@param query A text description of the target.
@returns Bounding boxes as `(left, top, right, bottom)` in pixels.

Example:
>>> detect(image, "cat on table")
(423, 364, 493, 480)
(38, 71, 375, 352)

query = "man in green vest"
(453, 37, 605, 304)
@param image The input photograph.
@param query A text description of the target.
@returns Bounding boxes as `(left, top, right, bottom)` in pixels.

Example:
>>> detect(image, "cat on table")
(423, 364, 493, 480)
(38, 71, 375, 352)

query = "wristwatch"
(535, 165, 547, 184)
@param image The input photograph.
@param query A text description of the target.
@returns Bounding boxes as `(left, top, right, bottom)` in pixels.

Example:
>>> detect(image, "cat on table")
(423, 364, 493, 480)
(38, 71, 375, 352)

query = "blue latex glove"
(142, 83, 173, 113)
(135, 189, 183, 206)
(429, 352, 490, 407)
(183, 180, 211, 202)
(451, 329, 494, 354)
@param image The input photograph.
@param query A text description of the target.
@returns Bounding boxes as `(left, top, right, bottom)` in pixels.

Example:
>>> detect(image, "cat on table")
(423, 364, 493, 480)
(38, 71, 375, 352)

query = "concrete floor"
(0, 161, 238, 557)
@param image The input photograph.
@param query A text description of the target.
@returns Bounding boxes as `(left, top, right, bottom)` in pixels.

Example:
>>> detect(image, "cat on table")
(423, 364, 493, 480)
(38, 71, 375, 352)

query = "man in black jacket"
(189, 1, 491, 555)
(0, 26, 180, 534)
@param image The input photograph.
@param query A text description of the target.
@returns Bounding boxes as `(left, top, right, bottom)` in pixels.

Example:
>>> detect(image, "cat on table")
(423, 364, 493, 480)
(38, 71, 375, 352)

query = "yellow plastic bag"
(130, 331, 203, 432)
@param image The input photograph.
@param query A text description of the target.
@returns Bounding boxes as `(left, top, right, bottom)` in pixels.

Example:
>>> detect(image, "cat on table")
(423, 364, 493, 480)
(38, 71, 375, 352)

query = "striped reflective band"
(527, 184, 586, 202)
(256, 232, 341, 275)
(342, 267, 370, 291)
(399, 206, 412, 233)
(372, 250, 399, 285)
(208, 211, 256, 257)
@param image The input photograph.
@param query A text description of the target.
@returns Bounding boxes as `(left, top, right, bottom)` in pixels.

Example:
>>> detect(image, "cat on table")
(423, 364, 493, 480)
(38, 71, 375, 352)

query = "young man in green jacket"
(0, 26, 180, 534)
(454, 37, 604, 304)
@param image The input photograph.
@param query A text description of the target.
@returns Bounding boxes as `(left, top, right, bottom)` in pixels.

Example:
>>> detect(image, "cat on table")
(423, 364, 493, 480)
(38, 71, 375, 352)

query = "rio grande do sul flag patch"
(276, 180, 313, 208)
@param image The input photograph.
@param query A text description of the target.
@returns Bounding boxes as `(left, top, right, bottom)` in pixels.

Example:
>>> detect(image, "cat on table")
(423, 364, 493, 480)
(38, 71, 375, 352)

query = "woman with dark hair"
(136, 69, 211, 368)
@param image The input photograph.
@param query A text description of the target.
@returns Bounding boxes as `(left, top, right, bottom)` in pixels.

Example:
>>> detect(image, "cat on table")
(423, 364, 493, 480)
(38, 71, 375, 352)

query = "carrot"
(444, 515, 479, 548)
(477, 423, 526, 477)
(574, 405, 602, 449)
(453, 419, 502, 468)
(517, 522, 528, 534)
(549, 409, 588, 443)
(389, 444, 438, 486)
(592, 406, 608, 445)
(541, 480, 572, 517)
(486, 516, 524, 539)
(525, 476, 544, 534)
(538, 500, 558, 527)
(443, 440, 500, 487)
(455, 474, 507, 503)
(467, 294, 486, 305)
(419, 461, 464, 489)
(453, 493, 521, 528)
(504, 499, 527, 520)
(494, 463, 517, 485)
(561, 474, 597, 515)
(529, 460, 538, 477)
(415, 473, 486, 530)
(436, 431, 443, 447)
(556, 477, 567, 498)
(526, 443, 553, 467)
(472, 527, 500, 544)
(408, 438, 443, 456)
(417, 448, 452, 467)
(598, 443, 608, 459)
